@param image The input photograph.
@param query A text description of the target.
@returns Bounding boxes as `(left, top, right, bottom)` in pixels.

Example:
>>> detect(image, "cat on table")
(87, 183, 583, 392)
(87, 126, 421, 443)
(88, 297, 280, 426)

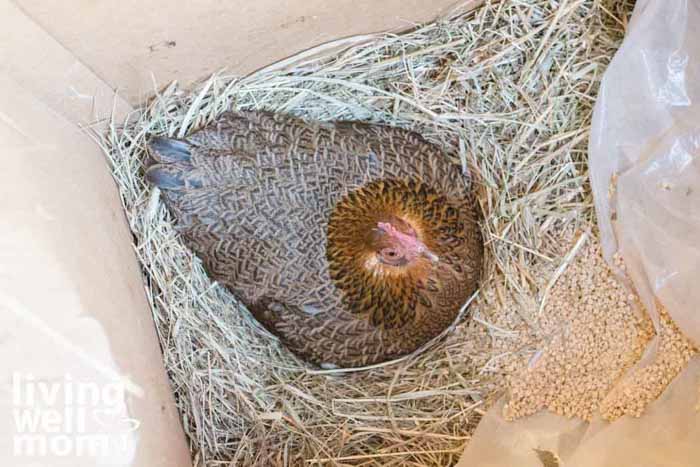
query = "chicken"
(146, 110, 483, 368)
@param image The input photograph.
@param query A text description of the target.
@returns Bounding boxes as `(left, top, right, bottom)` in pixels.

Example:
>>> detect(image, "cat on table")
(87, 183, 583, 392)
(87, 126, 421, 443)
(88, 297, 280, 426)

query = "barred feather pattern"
(146, 111, 483, 367)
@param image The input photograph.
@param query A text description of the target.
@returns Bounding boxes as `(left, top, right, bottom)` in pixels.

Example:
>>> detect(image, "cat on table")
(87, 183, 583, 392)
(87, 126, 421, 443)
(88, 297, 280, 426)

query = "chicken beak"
(419, 246, 440, 264)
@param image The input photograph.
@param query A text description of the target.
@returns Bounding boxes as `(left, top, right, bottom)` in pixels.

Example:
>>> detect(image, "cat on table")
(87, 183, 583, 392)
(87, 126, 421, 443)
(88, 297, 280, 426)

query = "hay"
(99, 0, 633, 465)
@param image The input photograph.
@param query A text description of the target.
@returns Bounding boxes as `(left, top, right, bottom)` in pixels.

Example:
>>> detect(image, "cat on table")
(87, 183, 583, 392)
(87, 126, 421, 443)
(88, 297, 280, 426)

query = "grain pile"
(99, 0, 641, 465)
(600, 305, 698, 420)
(501, 238, 698, 423)
(502, 237, 654, 421)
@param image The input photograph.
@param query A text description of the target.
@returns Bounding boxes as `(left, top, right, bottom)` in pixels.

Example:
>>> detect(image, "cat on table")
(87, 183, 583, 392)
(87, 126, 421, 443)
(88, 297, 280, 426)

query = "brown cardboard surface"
(14, 0, 462, 105)
(1, 0, 132, 128)
(1, 1, 190, 464)
(0, 72, 191, 466)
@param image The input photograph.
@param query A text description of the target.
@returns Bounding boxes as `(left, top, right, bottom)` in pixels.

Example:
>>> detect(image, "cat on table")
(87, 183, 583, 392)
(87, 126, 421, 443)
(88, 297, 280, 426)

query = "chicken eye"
(381, 248, 399, 259)
(379, 248, 405, 265)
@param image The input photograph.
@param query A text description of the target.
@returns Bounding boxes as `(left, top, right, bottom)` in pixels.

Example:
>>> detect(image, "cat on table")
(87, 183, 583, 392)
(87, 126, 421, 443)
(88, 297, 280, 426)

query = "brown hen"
(146, 111, 483, 368)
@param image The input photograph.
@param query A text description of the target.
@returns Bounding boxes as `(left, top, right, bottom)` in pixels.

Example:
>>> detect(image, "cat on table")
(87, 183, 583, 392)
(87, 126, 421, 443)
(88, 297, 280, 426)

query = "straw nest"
(100, 0, 633, 465)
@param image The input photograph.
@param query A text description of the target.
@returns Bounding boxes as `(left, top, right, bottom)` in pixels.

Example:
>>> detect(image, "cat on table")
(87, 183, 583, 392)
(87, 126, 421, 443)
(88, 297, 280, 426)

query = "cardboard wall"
(0, 1, 132, 128)
(14, 0, 461, 104)
(1, 1, 191, 465)
(0, 72, 193, 466)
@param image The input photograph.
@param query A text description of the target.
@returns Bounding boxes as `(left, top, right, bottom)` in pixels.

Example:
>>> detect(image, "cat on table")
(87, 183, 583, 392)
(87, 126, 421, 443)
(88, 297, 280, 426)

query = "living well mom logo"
(11, 372, 140, 459)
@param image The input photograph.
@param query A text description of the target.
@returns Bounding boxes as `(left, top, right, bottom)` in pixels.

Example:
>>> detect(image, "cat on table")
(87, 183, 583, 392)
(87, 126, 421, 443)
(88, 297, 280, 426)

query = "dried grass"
(98, 0, 634, 465)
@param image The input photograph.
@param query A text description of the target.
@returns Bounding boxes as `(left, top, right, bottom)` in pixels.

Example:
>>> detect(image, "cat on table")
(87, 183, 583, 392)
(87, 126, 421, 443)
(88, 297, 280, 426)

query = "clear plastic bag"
(590, 0, 700, 343)
(458, 1, 700, 464)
